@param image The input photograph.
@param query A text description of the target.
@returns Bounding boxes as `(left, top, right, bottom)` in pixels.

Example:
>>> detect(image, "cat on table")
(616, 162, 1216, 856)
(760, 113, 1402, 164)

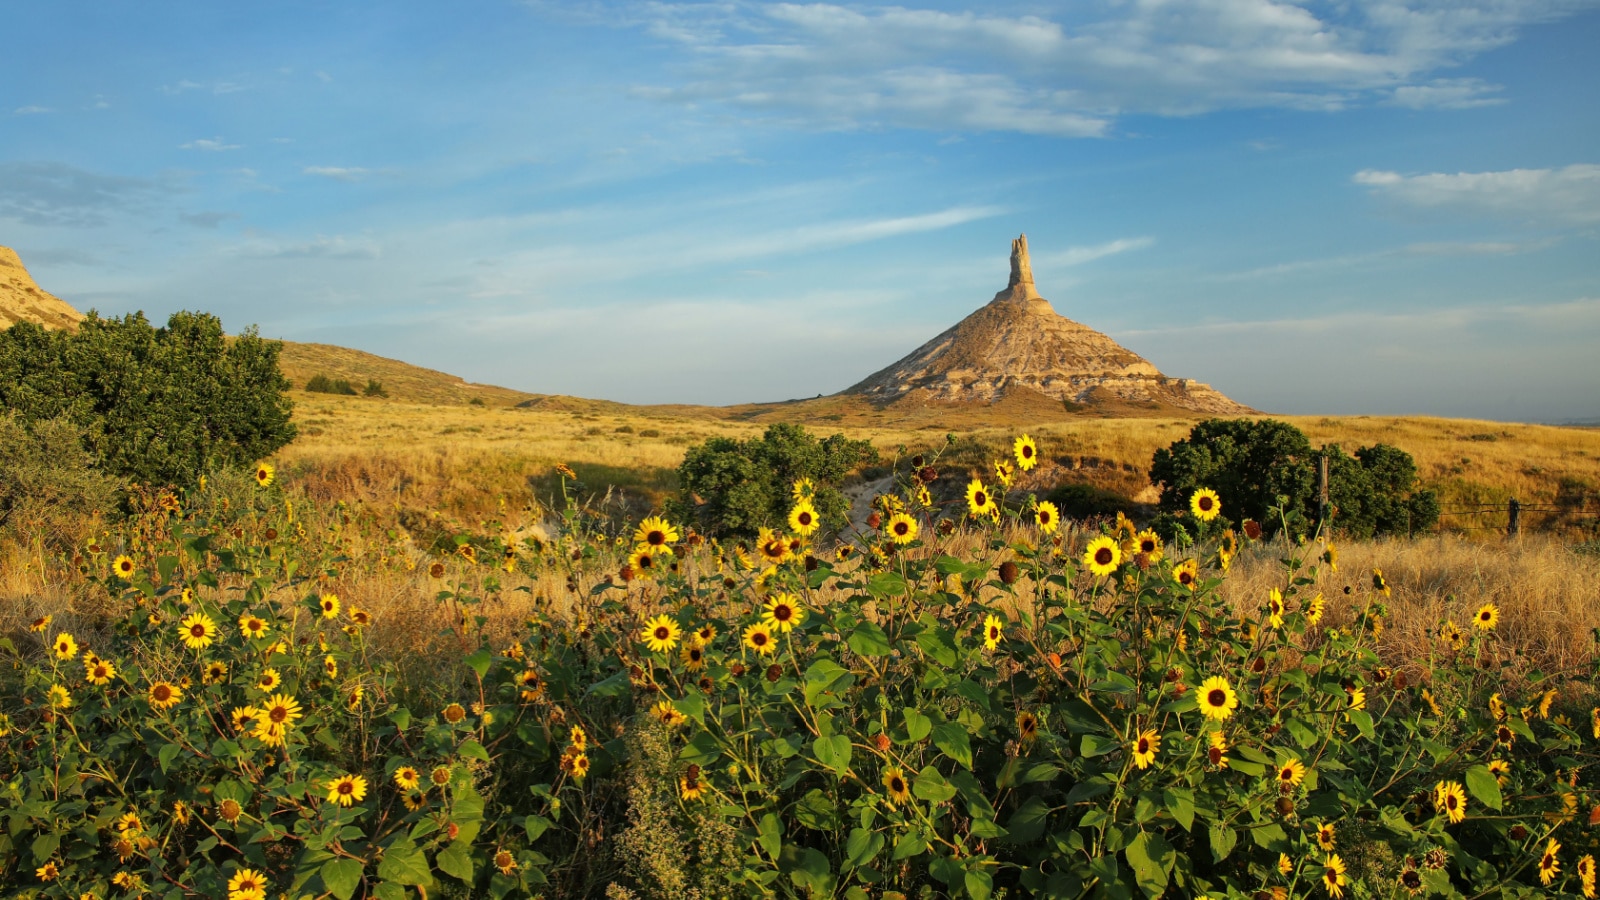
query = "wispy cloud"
(587, 1, 1590, 136)
(13, 105, 52, 115)
(179, 210, 240, 229)
(1123, 296, 1600, 338)
(230, 235, 382, 259)
(181, 137, 242, 152)
(1034, 237, 1155, 268)
(1354, 164, 1600, 224)
(162, 79, 244, 95)
(1212, 237, 1558, 281)
(303, 166, 371, 181)
(0, 161, 162, 227)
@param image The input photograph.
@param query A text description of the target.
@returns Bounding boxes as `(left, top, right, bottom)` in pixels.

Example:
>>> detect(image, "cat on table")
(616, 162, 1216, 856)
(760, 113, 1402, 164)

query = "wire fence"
(1421, 499, 1600, 537)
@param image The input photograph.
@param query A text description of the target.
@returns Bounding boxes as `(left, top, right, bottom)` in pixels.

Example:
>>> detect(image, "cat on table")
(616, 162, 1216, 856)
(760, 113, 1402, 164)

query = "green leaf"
(524, 815, 553, 842)
(436, 841, 474, 883)
(374, 883, 407, 900)
(1208, 824, 1237, 863)
(814, 735, 853, 775)
(913, 767, 958, 802)
(848, 622, 893, 657)
(158, 742, 181, 773)
(758, 813, 783, 860)
(844, 827, 884, 870)
(1125, 832, 1175, 898)
(932, 722, 973, 769)
(458, 740, 490, 764)
(463, 647, 492, 679)
(867, 571, 908, 598)
(1346, 709, 1375, 741)
(891, 830, 926, 860)
(965, 868, 994, 900)
(321, 858, 364, 900)
(376, 841, 431, 886)
(1080, 734, 1119, 758)
(1005, 797, 1052, 844)
(902, 708, 932, 743)
(1464, 765, 1504, 812)
(915, 628, 958, 667)
(388, 707, 412, 731)
(1162, 788, 1195, 831)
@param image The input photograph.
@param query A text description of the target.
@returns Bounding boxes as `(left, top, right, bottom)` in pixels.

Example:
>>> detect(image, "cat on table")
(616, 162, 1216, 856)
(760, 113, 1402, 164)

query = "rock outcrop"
(844, 235, 1253, 415)
(0, 246, 83, 331)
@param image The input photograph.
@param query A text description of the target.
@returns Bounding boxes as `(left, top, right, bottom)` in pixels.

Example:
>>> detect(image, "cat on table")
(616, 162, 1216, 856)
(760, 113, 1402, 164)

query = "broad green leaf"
(463, 647, 492, 679)
(1125, 831, 1175, 898)
(758, 813, 782, 860)
(1464, 765, 1503, 812)
(931, 722, 973, 769)
(814, 735, 853, 775)
(903, 708, 932, 743)
(848, 622, 892, 658)
(376, 841, 431, 886)
(1163, 788, 1195, 831)
(1080, 734, 1120, 758)
(458, 740, 490, 763)
(1208, 824, 1237, 863)
(965, 868, 994, 900)
(321, 858, 364, 900)
(913, 767, 958, 802)
(436, 842, 474, 883)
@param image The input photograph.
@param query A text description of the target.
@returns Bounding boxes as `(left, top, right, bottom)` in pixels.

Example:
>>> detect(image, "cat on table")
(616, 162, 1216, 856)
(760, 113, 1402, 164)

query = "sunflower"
(982, 614, 1004, 651)
(318, 593, 341, 619)
(1539, 688, 1557, 720)
(756, 528, 792, 566)
(254, 463, 275, 488)
(640, 614, 682, 654)
(694, 623, 717, 646)
(1277, 758, 1306, 788)
(1034, 501, 1060, 535)
(1434, 780, 1466, 824)
(1487, 758, 1511, 785)
(681, 643, 707, 671)
(1130, 728, 1160, 769)
(993, 459, 1015, 488)
(403, 790, 427, 812)
(787, 501, 821, 537)
(1189, 488, 1221, 522)
(1132, 529, 1162, 562)
(1372, 568, 1391, 597)
(237, 614, 269, 639)
(348, 607, 372, 628)
(1266, 588, 1286, 628)
(569, 752, 591, 780)
(763, 594, 806, 633)
(148, 680, 183, 710)
(627, 515, 678, 552)
(178, 613, 218, 650)
(430, 765, 453, 787)
(886, 512, 919, 544)
(36, 861, 60, 881)
(1473, 602, 1498, 630)
(1197, 676, 1239, 721)
(652, 700, 687, 727)
(792, 477, 816, 501)
(965, 478, 996, 518)
(883, 767, 911, 806)
(52, 632, 78, 660)
(323, 655, 339, 679)
(218, 798, 244, 824)
(743, 622, 777, 656)
(1305, 592, 1326, 626)
(113, 555, 136, 578)
(1083, 535, 1121, 577)
(1316, 822, 1336, 851)
(1346, 687, 1366, 712)
(442, 702, 467, 724)
(256, 668, 282, 692)
(679, 772, 707, 801)
(1173, 558, 1198, 591)
(47, 683, 71, 708)
(1017, 711, 1039, 744)
(1487, 692, 1507, 720)
(1495, 724, 1515, 748)
(202, 661, 228, 685)
(1540, 838, 1561, 886)
(231, 705, 260, 733)
(28, 614, 51, 632)
(254, 693, 304, 745)
(628, 546, 663, 579)
(394, 766, 420, 791)
(85, 657, 116, 686)
(1321, 854, 1347, 898)
(1279, 854, 1294, 876)
(1579, 855, 1597, 899)
(1013, 434, 1039, 471)
(326, 774, 368, 807)
(569, 725, 588, 751)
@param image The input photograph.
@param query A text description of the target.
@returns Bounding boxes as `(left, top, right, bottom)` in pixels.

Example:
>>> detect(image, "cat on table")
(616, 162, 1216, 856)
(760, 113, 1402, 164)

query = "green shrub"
(1043, 482, 1135, 520)
(363, 379, 388, 398)
(0, 312, 295, 488)
(306, 374, 359, 395)
(669, 423, 877, 539)
(1150, 418, 1438, 538)
(0, 413, 115, 547)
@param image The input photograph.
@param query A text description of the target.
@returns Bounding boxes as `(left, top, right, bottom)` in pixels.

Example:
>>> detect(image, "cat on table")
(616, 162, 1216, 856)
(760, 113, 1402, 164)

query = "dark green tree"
(0, 413, 115, 545)
(1324, 443, 1440, 538)
(1148, 418, 1317, 531)
(0, 311, 296, 487)
(669, 423, 878, 540)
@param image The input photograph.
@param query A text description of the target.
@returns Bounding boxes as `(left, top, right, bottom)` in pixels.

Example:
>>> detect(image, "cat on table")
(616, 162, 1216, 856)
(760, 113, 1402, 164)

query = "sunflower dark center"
(1447, 795, 1457, 808)
(1138, 738, 1150, 753)
(1208, 689, 1227, 706)
(654, 626, 670, 641)
(1095, 548, 1114, 565)
(154, 685, 170, 700)
(1041, 511, 1053, 523)
(191, 625, 206, 637)
(338, 782, 353, 795)
(639, 555, 654, 568)
(798, 512, 812, 525)
(891, 776, 905, 791)
(975, 492, 988, 505)
(271, 706, 288, 723)
(894, 521, 909, 535)
(753, 633, 768, 645)
(648, 531, 665, 545)
(1200, 497, 1214, 510)
(774, 605, 793, 621)
(1022, 446, 1033, 458)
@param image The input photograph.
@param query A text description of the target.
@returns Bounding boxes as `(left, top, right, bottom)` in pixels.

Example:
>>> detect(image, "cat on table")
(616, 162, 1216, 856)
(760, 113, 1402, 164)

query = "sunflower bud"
(998, 561, 1019, 584)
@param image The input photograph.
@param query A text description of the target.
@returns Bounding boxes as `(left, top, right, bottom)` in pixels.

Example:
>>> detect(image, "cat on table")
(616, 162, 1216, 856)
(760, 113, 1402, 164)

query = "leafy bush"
(669, 423, 878, 539)
(1150, 418, 1438, 538)
(306, 374, 359, 396)
(0, 413, 115, 546)
(363, 379, 388, 398)
(0, 312, 295, 488)
(4, 449, 1597, 899)
(1043, 482, 1135, 520)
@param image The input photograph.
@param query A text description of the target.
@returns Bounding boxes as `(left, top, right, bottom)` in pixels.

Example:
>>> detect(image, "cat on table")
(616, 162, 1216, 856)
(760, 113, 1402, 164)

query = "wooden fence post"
(1508, 498, 1520, 537)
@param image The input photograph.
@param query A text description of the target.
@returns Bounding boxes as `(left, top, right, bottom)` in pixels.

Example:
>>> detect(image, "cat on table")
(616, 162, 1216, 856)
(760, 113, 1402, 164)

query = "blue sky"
(3, 1, 1598, 421)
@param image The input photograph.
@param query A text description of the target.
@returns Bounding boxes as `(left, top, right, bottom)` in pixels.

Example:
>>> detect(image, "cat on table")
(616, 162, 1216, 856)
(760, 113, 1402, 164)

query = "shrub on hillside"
(0, 413, 115, 546)
(0, 312, 295, 488)
(1150, 418, 1437, 538)
(306, 374, 359, 395)
(363, 379, 388, 398)
(669, 423, 878, 539)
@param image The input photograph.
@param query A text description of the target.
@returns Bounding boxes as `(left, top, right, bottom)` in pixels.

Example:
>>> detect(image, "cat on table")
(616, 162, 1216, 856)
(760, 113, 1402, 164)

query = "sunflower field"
(4, 435, 1600, 899)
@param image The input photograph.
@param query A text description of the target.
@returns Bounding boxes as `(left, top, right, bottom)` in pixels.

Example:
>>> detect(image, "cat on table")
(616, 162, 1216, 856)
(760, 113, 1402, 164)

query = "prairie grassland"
(282, 389, 1600, 530)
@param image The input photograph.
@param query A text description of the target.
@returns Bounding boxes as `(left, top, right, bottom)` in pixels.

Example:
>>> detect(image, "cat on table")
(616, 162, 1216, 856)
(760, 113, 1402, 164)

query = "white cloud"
(181, 137, 242, 151)
(13, 105, 53, 115)
(587, 0, 1593, 135)
(1034, 237, 1155, 268)
(303, 166, 371, 181)
(229, 235, 382, 259)
(1354, 164, 1600, 224)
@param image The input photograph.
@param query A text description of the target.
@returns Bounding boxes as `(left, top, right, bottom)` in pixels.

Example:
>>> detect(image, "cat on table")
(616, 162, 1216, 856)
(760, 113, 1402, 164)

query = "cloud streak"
(1354, 164, 1600, 224)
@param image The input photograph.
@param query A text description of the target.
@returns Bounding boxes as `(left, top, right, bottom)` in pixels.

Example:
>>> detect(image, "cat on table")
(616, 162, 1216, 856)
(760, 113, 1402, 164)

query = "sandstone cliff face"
(845, 235, 1253, 415)
(0, 246, 84, 331)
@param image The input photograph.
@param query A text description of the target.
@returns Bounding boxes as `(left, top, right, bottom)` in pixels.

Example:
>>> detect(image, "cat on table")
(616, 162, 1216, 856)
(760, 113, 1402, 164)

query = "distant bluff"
(0, 245, 84, 331)
(843, 235, 1254, 415)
